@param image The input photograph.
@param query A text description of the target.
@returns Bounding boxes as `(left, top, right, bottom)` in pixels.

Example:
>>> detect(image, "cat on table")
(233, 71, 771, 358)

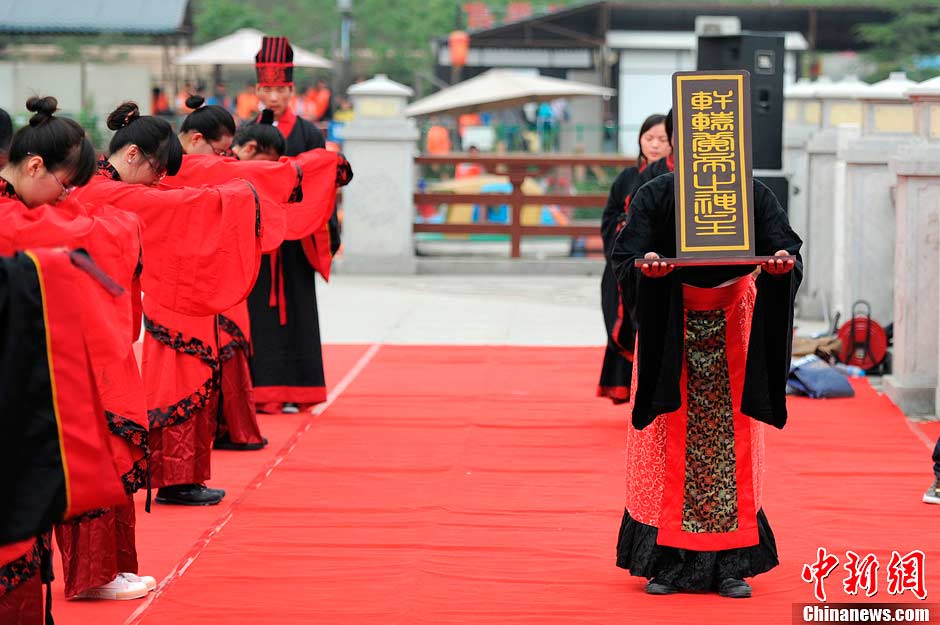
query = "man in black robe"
(247, 36, 339, 414)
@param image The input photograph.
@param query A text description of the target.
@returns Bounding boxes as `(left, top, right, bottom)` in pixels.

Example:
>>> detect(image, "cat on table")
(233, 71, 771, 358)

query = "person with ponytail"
(231, 109, 285, 161)
(178, 95, 236, 156)
(0, 97, 142, 616)
(165, 104, 350, 452)
(596, 113, 670, 405)
(0, 108, 13, 168)
(0, 96, 95, 206)
(72, 101, 266, 508)
(172, 100, 270, 453)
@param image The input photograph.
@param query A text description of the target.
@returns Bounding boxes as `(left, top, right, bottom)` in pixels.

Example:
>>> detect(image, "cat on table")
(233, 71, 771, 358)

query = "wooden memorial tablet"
(634, 70, 793, 268)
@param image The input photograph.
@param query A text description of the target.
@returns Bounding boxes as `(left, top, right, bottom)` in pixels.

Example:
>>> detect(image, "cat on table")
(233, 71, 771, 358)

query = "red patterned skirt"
(625, 275, 766, 550)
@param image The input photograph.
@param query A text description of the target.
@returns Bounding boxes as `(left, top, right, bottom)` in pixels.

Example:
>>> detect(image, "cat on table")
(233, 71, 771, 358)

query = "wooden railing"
(413, 153, 635, 258)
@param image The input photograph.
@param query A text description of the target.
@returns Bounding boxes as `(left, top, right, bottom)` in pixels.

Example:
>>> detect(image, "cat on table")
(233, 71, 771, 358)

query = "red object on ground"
(51, 346, 940, 625)
(837, 301, 888, 371)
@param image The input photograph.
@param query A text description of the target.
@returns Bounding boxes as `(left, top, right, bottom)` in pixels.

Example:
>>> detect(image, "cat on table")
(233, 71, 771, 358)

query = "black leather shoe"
(645, 579, 680, 595)
(155, 484, 226, 506)
(214, 435, 268, 451)
(718, 578, 752, 599)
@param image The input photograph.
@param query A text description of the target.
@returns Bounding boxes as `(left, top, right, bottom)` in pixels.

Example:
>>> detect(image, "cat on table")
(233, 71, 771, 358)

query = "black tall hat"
(255, 36, 294, 87)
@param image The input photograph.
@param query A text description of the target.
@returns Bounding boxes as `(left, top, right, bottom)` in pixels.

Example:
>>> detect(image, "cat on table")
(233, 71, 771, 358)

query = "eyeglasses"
(27, 153, 75, 200)
(145, 156, 167, 182)
(26, 152, 75, 202)
(207, 138, 233, 157)
(49, 170, 76, 200)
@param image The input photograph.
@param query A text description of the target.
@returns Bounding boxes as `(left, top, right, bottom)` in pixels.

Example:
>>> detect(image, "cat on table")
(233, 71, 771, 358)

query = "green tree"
(858, 1, 940, 80)
(192, 0, 266, 43)
(189, 0, 587, 83)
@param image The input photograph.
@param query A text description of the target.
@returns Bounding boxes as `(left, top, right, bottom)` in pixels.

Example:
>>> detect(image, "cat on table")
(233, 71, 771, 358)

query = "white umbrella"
(405, 69, 614, 117)
(175, 28, 332, 69)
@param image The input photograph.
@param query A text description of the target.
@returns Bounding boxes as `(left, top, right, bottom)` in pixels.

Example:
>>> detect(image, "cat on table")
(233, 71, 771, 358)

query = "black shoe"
(718, 578, 752, 599)
(645, 579, 680, 595)
(213, 435, 268, 451)
(155, 483, 226, 506)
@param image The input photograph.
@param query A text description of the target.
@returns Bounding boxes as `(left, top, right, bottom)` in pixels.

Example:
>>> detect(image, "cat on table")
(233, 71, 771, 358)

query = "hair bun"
(186, 94, 206, 110)
(259, 109, 275, 125)
(106, 102, 141, 131)
(26, 96, 58, 126)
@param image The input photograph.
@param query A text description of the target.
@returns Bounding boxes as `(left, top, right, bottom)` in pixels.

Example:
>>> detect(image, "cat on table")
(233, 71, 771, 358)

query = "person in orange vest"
(425, 120, 452, 155)
(311, 79, 332, 121)
(151, 86, 171, 115)
(235, 81, 260, 123)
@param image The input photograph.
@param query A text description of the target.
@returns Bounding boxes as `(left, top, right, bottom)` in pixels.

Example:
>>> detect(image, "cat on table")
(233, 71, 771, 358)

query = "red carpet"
(53, 347, 940, 625)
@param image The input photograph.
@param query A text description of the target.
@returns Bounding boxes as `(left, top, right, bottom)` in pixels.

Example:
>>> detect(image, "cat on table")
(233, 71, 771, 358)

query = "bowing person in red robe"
(0, 248, 133, 623)
(72, 102, 264, 507)
(171, 99, 265, 452)
(0, 97, 134, 618)
(177, 94, 236, 157)
(165, 106, 350, 449)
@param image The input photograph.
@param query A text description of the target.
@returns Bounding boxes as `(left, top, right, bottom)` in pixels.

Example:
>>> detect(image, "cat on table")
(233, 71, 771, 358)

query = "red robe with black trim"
(163, 151, 342, 440)
(0, 188, 147, 493)
(0, 248, 128, 618)
(0, 180, 151, 597)
(0, 248, 128, 532)
(71, 164, 264, 488)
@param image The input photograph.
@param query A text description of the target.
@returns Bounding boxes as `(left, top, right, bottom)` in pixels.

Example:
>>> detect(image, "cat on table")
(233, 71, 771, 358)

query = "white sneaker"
(121, 572, 156, 592)
(282, 402, 300, 414)
(73, 574, 148, 600)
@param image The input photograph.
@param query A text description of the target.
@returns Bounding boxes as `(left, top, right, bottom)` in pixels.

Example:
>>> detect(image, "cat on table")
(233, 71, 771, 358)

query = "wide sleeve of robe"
(165, 154, 290, 252)
(0, 249, 127, 544)
(73, 176, 262, 317)
(286, 149, 346, 240)
(0, 197, 150, 492)
(600, 166, 639, 259)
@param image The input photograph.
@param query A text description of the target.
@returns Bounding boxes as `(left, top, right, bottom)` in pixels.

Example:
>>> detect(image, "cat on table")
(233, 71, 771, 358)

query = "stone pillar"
(833, 72, 917, 324)
(783, 78, 821, 297)
(338, 74, 420, 274)
(883, 75, 940, 416)
(798, 76, 870, 320)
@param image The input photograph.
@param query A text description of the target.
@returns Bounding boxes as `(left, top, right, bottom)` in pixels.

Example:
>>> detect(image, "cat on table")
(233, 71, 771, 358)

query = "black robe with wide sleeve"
(610, 173, 803, 431)
(600, 166, 640, 258)
(597, 166, 641, 401)
(247, 117, 334, 405)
